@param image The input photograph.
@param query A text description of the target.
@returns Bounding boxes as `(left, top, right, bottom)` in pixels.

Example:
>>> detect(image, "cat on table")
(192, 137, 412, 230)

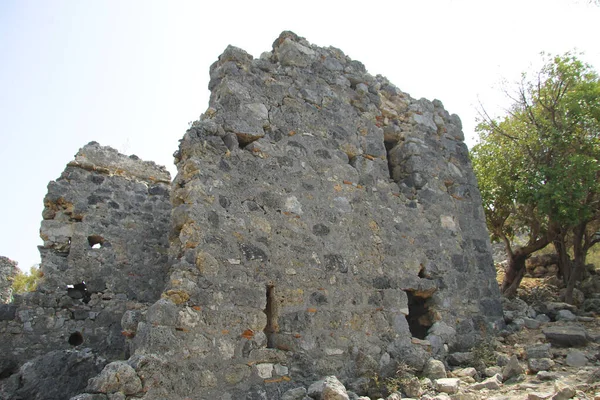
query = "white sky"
(1, 0, 599, 271)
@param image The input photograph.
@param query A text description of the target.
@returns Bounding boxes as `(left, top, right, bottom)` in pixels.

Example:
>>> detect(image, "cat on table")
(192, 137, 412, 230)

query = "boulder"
(321, 376, 350, 400)
(469, 374, 502, 390)
(501, 355, 524, 381)
(434, 378, 460, 394)
(542, 326, 588, 347)
(565, 349, 587, 367)
(423, 358, 447, 379)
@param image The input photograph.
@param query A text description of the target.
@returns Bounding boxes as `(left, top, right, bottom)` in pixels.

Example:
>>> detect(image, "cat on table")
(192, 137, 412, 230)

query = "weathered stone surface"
(0, 32, 503, 399)
(281, 387, 307, 400)
(0, 256, 18, 304)
(70, 395, 109, 400)
(528, 358, 555, 373)
(525, 344, 552, 360)
(565, 349, 587, 367)
(424, 358, 447, 379)
(527, 392, 553, 400)
(38, 142, 170, 301)
(0, 349, 107, 400)
(536, 371, 560, 381)
(484, 366, 502, 377)
(502, 355, 525, 381)
(0, 303, 17, 321)
(0, 144, 170, 394)
(553, 380, 576, 400)
(434, 378, 461, 394)
(448, 352, 474, 366)
(321, 376, 350, 400)
(453, 367, 477, 378)
(470, 374, 502, 390)
(555, 310, 577, 322)
(86, 361, 142, 395)
(403, 376, 423, 398)
(543, 325, 589, 347)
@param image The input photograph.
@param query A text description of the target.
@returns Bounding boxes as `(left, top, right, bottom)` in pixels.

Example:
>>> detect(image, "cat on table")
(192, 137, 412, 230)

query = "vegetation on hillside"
(472, 53, 600, 302)
(11, 265, 42, 294)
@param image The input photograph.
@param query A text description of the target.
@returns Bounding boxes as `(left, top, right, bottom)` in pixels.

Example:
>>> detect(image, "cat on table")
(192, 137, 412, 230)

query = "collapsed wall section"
(0, 257, 18, 304)
(129, 32, 502, 399)
(0, 143, 171, 394)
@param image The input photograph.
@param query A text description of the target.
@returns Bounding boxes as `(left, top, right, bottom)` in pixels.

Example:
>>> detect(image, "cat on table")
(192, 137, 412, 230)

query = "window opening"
(264, 284, 278, 348)
(405, 290, 433, 340)
(384, 140, 396, 179)
(68, 331, 84, 346)
(67, 282, 91, 303)
(88, 235, 105, 249)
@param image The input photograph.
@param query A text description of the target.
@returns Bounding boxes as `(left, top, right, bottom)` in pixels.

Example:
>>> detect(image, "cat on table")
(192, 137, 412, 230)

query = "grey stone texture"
(542, 325, 589, 347)
(0, 32, 503, 400)
(0, 143, 171, 397)
(0, 256, 18, 304)
(38, 142, 171, 301)
(129, 30, 500, 398)
(0, 349, 107, 400)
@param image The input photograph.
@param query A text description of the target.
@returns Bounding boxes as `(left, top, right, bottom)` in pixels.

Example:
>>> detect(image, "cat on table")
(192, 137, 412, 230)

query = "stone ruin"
(0, 257, 18, 305)
(0, 32, 503, 400)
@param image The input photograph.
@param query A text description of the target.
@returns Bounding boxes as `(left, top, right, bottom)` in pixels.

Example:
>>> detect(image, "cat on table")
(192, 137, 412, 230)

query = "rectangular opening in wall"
(264, 284, 278, 348)
(406, 290, 433, 340)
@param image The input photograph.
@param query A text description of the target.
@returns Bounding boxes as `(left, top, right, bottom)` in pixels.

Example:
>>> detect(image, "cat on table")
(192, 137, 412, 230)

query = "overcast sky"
(1, 0, 599, 271)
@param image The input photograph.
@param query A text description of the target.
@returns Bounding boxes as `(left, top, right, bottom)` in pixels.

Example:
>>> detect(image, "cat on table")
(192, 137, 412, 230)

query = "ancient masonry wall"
(0, 257, 18, 304)
(125, 32, 503, 399)
(0, 32, 503, 400)
(0, 143, 171, 398)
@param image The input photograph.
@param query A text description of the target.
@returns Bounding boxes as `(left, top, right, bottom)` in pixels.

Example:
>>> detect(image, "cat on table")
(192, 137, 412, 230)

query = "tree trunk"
(500, 236, 549, 297)
(553, 233, 572, 284)
(501, 253, 528, 298)
(564, 224, 586, 305)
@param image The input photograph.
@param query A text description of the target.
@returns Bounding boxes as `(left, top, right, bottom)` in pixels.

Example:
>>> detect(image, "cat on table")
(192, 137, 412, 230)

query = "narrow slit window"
(264, 284, 278, 348)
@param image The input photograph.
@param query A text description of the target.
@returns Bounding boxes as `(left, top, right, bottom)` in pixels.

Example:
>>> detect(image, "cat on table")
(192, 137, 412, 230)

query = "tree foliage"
(11, 265, 42, 294)
(472, 53, 600, 300)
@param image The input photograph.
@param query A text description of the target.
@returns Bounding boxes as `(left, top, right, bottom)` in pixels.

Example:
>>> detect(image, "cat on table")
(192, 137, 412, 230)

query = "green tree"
(472, 53, 600, 301)
(11, 265, 42, 294)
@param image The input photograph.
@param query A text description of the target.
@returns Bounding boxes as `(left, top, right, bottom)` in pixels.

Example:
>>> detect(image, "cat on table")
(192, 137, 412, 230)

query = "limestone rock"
(528, 358, 555, 373)
(403, 376, 423, 398)
(452, 367, 476, 378)
(552, 380, 576, 400)
(447, 352, 473, 366)
(565, 349, 587, 367)
(555, 310, 577, 322)
(321, 376, 350, 400)
(537, 371, 560, 381)
(434, 378, 460, 394)
(281, 387, 307, 400)
(527, 392, 554, 400)
(470, 373, 502, 390)
(424, 358, 447, 379)
(484, 366, 502, 377)
(502, 355, 525, 381)
(70, 395, 109, 400)
(86, 361, 142, 395)
(526, 344, 552, 360)
(1, 349, 107, 400)
(543, 326, 589, 347)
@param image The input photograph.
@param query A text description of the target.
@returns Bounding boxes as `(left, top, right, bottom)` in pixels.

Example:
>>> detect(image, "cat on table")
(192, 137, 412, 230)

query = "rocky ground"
(279, 272, 600, 400)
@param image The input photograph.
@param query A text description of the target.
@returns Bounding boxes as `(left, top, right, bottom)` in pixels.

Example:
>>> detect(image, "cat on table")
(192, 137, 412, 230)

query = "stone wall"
(0, 143, 171, 399)
(0, 32, 503, 400)
(124, 32, 503, 399)
(0, 256, 18, 304)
